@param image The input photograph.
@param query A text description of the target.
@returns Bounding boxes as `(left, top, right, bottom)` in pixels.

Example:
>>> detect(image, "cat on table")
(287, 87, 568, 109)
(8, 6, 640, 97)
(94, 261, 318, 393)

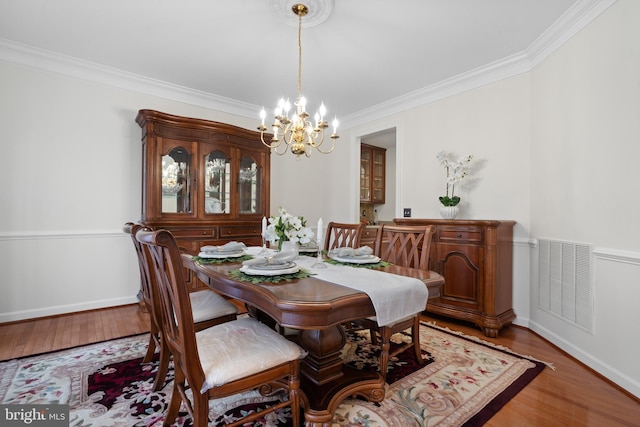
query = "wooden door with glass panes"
(137, 109, 271, 257)
(360, 147, 372, 202)
(372, 147, 385, 203)
(360, 144, 386, 204)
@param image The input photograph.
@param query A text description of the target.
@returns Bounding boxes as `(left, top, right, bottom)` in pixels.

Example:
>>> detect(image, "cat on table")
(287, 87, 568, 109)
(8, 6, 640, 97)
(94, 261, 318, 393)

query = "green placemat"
(228, 268, 315, 284)
(194, 255, 253, 264)
(324, 258, 390, 269)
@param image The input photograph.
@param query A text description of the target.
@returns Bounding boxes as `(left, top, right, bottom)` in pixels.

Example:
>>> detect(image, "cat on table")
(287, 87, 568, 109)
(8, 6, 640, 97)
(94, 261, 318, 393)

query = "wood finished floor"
(0, 305, 638, 426)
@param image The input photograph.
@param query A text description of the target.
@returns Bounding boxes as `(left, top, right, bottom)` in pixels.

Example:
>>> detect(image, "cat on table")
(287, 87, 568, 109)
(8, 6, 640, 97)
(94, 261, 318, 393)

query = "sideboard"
(394, 218, 516, 337)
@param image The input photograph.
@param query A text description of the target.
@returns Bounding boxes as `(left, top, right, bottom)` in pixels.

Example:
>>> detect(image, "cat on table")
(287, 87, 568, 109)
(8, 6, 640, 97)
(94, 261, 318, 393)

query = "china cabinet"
(136, 109, 270, 255)
(394, 218, 516, 337)
(360, 144, 386, 204)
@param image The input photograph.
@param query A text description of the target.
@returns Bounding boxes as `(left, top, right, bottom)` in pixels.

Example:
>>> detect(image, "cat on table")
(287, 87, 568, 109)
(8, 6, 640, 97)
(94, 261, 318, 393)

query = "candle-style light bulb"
(259, 108, 266, 126)
(319, 103, 326, 120)
(332, 117, 339, 133)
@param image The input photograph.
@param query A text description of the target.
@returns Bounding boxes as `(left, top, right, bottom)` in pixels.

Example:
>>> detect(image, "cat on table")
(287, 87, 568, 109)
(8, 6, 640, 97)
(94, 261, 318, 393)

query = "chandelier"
(258, 3, 339, 158)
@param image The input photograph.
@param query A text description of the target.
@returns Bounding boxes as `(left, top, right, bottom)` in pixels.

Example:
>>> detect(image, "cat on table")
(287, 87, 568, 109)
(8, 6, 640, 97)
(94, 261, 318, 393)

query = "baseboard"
(528, 320, 640, 399)
(0, 296, 139, 324)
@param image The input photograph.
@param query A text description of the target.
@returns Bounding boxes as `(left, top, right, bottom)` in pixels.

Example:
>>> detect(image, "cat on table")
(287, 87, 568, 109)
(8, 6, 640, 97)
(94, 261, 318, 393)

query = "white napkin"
(200, 241, 246, 254)
(328, 246, 373, 258)
(242, 250, 297, 267)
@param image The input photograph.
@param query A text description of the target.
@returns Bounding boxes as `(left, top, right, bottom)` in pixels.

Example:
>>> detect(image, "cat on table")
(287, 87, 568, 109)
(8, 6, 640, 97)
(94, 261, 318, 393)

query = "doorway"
(360, 128, 396, 224)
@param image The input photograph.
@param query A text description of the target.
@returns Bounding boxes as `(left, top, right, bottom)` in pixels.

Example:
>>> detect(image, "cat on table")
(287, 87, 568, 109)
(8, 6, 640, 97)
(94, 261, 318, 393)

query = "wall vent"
(538, 239, 593, 332)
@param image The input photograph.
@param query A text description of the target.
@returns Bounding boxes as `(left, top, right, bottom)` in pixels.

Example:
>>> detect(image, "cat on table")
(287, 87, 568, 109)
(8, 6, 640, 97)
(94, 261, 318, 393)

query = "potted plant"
(436, 151, 473, 219)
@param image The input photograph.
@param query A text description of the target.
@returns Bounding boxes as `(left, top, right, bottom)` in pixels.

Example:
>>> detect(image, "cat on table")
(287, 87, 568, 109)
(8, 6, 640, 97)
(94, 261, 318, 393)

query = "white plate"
(329, 254, 381, 264)
(240, 263, 301, 276)
(198, 251, 245, 259)
(245, 261, 296, 271)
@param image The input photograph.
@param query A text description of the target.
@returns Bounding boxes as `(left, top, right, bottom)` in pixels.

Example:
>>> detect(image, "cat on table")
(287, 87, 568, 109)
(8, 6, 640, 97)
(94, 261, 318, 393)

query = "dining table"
(189, 250, 444, 427)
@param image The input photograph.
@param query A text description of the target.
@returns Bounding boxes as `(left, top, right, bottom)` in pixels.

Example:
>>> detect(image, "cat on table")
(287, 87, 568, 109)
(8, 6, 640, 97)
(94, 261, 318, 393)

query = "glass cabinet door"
(372, 149, 385, 203)
(238, 155, 261, 214)
(204, 150, 230, 214)
(161, 146, 192, 213)
(360, 148, 371, 202)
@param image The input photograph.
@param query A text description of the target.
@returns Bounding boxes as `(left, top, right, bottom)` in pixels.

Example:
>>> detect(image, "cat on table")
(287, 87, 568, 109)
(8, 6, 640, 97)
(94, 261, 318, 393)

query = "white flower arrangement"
(265, 207, 314, 249)
(436, 151, 473, 206)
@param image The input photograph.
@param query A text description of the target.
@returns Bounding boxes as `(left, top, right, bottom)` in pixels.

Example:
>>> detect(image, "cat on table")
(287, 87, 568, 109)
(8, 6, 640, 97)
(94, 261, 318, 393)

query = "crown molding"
(527, 0, 618, 68)
(0, 0, 617, 128)
(0, 38, 257, 118)
(342, 0, 618, 128)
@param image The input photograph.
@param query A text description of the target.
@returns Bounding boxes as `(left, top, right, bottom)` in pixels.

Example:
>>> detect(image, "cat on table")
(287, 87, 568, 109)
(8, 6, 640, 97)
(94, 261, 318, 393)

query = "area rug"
(0, 322, 549, 426)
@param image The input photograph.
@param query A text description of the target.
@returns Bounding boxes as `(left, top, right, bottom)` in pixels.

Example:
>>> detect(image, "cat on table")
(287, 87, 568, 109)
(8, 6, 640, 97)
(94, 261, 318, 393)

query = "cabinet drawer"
(437, 227, 483, 243)
(220, 225, 261, 237)
(360, 226, 380, 242)
(170, 228, 218, 238)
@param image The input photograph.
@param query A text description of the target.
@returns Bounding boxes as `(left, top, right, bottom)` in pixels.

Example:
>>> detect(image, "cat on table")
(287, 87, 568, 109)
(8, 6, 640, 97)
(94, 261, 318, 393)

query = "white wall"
(0, 61, 257, 321)
(528, 0, 640, 397)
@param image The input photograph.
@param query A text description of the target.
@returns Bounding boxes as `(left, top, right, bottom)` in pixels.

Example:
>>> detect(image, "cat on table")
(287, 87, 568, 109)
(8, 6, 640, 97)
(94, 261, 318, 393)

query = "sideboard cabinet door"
(394, 219, 515, 337)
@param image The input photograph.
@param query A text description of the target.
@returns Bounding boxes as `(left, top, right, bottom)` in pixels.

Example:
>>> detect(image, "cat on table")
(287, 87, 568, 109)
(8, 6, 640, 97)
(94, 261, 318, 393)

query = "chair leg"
(379, 326, 392, 382)
(143, 332, 158, 364)
(153, 339, 171, 391)
(412, 315, 424, 364)
(163, 368, 184, 426)
(143, 321, 160, 363)
(192, 391, 210, 427)
(289, 367, 301, 427)
(369, 328, 378, 345)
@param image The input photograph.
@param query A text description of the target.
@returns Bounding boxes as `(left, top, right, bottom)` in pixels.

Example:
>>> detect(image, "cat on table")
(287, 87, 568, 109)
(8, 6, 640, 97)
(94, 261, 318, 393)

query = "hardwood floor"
(1, 305, 638, 426)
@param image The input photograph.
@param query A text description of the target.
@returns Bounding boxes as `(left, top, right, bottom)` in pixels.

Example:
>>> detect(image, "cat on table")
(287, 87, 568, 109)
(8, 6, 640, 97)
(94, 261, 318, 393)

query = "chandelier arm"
(313, 137, 338, 155)
(273, 142, 289, 156)
(307, 131, 325, 148)
(259, 128, 284, 150)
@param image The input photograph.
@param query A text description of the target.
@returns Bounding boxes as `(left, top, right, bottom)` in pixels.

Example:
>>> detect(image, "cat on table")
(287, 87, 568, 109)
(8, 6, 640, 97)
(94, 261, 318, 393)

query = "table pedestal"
(298, 325, 385, 426)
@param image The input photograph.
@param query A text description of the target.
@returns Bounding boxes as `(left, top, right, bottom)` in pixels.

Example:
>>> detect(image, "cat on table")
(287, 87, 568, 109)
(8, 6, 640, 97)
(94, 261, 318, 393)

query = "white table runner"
(295, 257, 428, 327)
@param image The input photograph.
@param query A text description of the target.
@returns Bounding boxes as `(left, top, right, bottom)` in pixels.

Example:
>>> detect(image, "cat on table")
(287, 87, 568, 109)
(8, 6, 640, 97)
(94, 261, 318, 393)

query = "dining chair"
(355, 224, 435, 381)
(136, 228, 303, 427)
(123, 222, 238, 392)
(323, 221, 365, 251)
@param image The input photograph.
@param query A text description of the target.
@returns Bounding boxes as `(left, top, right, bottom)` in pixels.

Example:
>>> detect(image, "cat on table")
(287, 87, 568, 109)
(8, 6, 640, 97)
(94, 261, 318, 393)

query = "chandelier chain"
(297, 10, 302, 97)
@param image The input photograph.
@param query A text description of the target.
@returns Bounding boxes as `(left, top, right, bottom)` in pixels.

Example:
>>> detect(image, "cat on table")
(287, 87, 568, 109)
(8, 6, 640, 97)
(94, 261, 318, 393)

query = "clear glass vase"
(279, 240, 299, 258)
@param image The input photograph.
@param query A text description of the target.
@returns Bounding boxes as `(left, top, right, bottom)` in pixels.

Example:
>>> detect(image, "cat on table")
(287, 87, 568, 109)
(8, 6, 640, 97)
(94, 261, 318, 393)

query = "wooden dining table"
(190, 254, 444, 426)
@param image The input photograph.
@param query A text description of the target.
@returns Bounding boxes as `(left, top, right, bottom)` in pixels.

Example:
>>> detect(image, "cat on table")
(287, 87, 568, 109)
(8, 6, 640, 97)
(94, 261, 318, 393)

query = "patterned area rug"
(0, 322, 548, 426)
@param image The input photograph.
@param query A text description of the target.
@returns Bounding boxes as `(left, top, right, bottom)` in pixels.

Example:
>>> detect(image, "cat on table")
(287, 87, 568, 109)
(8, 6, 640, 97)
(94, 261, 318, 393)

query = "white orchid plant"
(436, 151, 473, 207)
(265, 207, 314, 249)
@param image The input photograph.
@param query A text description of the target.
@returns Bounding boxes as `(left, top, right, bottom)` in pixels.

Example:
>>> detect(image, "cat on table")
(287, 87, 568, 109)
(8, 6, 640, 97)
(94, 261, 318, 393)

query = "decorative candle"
(262, 217, 267, 235)
(317, 218, 323, 246)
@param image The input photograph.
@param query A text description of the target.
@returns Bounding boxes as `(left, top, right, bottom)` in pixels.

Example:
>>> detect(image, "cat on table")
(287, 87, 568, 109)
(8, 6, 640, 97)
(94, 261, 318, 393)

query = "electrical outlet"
(403, 208, 411, 217)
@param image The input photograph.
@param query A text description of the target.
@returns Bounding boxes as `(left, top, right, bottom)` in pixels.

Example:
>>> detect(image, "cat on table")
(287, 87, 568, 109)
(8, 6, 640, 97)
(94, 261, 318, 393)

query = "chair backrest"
(123, 222, 155, 313)
(135, 229, 205, 386)
(324, 222, 365, 251)
(374, 225, 434, 270)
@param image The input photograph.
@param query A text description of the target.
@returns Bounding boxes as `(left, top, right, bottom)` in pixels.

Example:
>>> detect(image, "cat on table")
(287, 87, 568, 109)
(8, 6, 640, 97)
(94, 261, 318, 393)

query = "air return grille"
(538, 239, 593, 332)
